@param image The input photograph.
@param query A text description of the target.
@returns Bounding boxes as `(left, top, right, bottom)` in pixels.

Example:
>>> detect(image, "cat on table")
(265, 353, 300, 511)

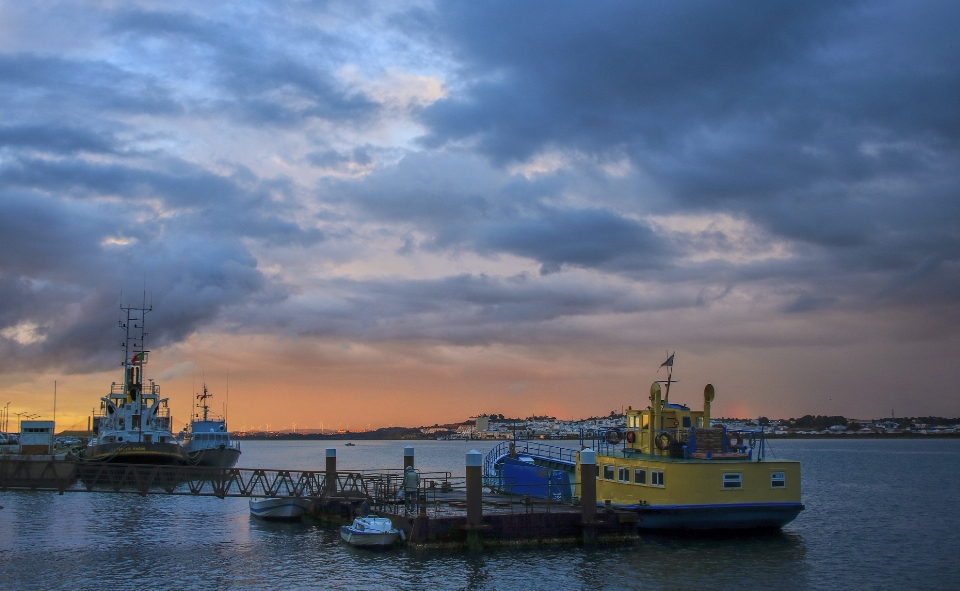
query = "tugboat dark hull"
(80, 441, 188, 465)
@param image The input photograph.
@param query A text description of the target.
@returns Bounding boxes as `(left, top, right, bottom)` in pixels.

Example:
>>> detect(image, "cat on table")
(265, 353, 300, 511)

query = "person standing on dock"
(404, 465, 419, 514)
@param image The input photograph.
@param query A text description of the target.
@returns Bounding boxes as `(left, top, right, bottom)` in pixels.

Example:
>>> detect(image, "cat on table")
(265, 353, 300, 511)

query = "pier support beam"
(325, 447, 337, 495)
(466, 449, 483, 550)
(403, 446, 414, 470)
(580, 449, 597, 544)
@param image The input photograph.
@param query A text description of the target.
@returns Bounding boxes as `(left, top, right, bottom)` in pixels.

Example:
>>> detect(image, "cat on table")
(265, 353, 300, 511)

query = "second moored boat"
(183, 384, 241, 468)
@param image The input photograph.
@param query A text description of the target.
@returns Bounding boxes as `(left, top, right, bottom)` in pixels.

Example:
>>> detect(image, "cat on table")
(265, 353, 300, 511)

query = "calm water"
(1, 439, 958, 590)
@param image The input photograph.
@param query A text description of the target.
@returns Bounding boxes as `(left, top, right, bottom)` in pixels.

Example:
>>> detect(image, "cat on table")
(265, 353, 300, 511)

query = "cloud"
(1, 1, 959, 419)
(155, 361, 200, 382)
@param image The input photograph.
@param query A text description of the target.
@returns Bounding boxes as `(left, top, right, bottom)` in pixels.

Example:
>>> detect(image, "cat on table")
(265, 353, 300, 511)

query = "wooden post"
(325, 447, 337, 495)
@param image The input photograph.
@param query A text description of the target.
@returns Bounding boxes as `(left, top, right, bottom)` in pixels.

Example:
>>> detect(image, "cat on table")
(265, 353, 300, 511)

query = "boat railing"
(109, 383, 161, 396)
(374, 471, 579, 517)
(582, 426, 766, 459)
(482, 440, 577, 478)
(684, 427, 765, 458)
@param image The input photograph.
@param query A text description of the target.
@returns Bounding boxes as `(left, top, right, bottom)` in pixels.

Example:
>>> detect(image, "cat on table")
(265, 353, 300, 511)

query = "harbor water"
(1, 438, 958, 590)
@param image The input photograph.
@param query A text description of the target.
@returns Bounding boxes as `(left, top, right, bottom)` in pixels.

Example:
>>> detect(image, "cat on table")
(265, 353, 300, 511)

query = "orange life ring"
(625, 430, 636, 443)
(606, 430, 622, 445)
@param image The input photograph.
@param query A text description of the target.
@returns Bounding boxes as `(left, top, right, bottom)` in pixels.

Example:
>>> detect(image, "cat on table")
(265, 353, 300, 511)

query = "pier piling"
(465, 449, 483, 550)
(579, 448, 597, 544)
(325, 447, 337, 495)
(403, 446, 414, 470)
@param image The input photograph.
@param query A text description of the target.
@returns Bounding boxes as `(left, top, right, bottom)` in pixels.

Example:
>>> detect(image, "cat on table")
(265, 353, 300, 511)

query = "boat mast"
(657, 351, 677, 407)
(197, 385, 212, 422)
(120, 296, 151, 443)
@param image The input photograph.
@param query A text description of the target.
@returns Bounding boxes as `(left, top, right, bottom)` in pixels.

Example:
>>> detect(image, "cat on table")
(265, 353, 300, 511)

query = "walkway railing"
(0, 458, 454, 500)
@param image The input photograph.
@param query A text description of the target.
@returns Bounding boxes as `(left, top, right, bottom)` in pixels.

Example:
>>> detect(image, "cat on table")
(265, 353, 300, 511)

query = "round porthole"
(118, 436, 124, 441)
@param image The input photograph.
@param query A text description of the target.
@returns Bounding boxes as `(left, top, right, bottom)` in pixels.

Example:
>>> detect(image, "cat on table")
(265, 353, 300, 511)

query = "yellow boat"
(486, 359, 804, 530)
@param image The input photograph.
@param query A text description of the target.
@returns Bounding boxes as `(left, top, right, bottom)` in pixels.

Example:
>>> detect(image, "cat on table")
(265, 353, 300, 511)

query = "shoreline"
(231, 431, 960, 441)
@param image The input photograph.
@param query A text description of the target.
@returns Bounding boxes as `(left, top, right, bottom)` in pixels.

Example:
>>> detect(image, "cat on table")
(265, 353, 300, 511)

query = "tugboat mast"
(119, 296, 151, 443)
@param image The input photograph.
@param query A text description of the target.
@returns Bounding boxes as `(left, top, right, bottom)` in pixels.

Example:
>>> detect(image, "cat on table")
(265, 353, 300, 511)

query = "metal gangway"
(0, 457, 451, 503)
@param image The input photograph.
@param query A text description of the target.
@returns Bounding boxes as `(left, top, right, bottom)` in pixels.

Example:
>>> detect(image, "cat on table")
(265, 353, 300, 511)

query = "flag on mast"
(660, 353, 674, 368)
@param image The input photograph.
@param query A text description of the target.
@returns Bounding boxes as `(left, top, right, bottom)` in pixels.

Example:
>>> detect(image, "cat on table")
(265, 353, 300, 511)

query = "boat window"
(602, 465, 615, 480)
(634, 468, 646, 485)
(641, 415, 649, 429)
(617, 467, 629, 482)
(723, 472, 742, 489)
(697, 417, 703, 428)
(682, 416, 691, 428)
(771, 472, 786, 488)
(650, 470, 664, 487)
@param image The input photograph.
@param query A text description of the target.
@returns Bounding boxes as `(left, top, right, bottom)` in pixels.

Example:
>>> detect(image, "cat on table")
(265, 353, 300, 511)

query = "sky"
(1, 0, 958, 432)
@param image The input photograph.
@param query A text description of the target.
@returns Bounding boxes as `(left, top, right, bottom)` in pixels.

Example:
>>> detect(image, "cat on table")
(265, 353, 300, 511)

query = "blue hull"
(632, 502, 805, 530)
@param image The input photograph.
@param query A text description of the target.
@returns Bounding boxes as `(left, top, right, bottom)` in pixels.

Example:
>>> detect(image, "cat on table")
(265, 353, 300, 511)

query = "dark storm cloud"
(420, 1, 960, 160)
(470, 209, 666, 276)
(234, 271, 685, 346)
(417, 1, 842, 161)
(0, 180, 283, 373)
(0, 125, 118, 155)
(0, 2, 380, 374)
(3, 0, 960, 383)
(328, 152, 669, 276)
(408, 0, 960, 308)
(0, 53, 181, 118)
(0, 154, 322, 247)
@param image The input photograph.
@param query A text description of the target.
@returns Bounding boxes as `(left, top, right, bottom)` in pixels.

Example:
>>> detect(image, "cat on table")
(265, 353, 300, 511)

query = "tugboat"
(485, 354, 804, 530)
(183, 384, 241, 468)
(81, 302, 187, 464)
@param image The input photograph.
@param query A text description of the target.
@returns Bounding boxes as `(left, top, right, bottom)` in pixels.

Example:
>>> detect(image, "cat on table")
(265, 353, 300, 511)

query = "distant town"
(233, 413, 960, 441)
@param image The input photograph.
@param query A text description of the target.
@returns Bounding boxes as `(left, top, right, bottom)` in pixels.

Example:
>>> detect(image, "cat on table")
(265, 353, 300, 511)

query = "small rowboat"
(339, 517, 402, 548)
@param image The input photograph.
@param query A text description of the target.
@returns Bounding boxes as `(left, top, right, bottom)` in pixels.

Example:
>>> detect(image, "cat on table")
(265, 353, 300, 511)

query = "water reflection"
(2, 439, 959, 590)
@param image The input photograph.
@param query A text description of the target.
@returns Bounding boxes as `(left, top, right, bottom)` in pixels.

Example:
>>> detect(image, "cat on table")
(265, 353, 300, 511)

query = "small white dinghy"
(339, 516, 402, 548)
(249, 497, 312, 521)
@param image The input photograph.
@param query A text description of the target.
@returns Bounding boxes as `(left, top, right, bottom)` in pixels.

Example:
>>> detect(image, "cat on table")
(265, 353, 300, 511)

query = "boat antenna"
(656, 351, 677, 406)
(197, 384, 212, 422)
(119, 293, 152, 443)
